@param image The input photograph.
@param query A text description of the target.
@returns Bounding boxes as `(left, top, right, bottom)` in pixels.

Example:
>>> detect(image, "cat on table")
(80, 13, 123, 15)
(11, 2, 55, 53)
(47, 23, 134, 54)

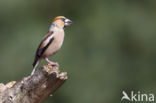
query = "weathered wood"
(0, 64, 67, 103)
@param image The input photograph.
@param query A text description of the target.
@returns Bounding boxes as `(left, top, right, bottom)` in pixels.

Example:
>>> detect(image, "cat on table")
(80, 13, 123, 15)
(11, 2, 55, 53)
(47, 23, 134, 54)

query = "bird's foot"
(45, 58, 59, 67)
(48, 61, 59, 67)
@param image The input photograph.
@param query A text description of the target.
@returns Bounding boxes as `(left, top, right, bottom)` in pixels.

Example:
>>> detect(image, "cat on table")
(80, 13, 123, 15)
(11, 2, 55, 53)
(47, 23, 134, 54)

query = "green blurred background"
(0, 0, 156, 103)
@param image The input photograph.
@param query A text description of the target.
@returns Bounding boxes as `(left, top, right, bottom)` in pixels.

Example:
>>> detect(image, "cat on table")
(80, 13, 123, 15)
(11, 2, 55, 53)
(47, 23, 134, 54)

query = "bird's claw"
(49, 62, 59, 67)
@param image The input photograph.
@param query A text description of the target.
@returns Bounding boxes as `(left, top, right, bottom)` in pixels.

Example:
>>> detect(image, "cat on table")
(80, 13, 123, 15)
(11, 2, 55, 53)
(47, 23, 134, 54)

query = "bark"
(0, 64, 67, 103)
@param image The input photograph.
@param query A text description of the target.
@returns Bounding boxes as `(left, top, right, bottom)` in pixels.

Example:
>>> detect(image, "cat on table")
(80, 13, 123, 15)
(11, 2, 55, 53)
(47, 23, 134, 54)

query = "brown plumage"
(31, 16, 72, 75)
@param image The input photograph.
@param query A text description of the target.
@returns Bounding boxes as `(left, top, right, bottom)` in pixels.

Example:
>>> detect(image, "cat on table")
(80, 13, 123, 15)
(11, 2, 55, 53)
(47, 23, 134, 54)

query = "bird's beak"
(64, 18, 72, 26)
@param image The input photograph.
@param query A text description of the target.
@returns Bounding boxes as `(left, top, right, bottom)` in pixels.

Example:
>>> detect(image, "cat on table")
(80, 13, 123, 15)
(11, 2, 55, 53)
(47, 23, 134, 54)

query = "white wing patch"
(43, 34, 54, 47)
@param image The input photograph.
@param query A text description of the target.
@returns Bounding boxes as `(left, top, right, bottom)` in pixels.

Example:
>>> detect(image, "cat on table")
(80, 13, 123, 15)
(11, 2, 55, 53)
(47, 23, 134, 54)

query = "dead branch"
(0, 64, 67, 103)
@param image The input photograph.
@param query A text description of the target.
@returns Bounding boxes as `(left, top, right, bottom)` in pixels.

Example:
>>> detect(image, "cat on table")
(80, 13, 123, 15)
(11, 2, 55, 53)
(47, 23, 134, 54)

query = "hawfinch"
(31, 16, 72, 75)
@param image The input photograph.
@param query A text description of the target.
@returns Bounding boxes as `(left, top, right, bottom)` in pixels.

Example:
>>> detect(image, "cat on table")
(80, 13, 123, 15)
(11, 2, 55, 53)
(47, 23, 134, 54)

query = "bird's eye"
(61, 18, 65, 21)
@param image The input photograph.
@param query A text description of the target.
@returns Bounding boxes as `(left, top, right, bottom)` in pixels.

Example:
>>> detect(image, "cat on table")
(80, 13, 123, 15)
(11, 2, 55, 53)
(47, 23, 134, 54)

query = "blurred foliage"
(0, 0, 156, 103)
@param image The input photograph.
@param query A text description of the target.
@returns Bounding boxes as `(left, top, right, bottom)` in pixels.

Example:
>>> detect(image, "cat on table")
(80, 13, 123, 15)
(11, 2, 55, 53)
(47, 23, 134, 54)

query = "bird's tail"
(31, 59, 39, 75)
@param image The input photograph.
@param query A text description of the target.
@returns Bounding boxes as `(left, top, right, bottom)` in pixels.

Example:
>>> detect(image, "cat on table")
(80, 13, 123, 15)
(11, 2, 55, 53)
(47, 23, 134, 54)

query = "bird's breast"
(43, 29, 64, 58)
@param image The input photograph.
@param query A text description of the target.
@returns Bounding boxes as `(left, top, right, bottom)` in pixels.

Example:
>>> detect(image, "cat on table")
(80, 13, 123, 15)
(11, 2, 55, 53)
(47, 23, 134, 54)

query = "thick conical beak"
(64, 18, 72, 26)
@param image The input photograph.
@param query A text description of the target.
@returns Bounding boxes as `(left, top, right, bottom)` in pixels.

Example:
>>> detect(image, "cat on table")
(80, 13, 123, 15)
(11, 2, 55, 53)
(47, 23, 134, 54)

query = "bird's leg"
(45, 58, 59, 67)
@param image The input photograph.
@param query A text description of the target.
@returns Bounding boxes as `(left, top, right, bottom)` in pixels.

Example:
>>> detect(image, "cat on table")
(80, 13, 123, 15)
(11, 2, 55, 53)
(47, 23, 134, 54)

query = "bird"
(31, 16, 72, 75)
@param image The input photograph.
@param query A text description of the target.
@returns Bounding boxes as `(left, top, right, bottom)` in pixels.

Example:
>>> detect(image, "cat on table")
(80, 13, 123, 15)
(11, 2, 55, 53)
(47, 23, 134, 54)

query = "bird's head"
(52, 16, 72, 29)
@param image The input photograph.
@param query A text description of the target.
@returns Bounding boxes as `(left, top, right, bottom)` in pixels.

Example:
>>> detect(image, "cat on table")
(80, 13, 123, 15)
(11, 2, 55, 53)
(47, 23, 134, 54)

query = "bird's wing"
(33, 31, 54, 67)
